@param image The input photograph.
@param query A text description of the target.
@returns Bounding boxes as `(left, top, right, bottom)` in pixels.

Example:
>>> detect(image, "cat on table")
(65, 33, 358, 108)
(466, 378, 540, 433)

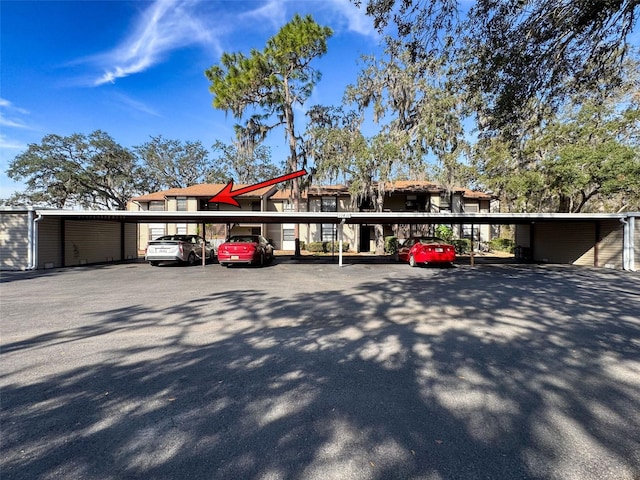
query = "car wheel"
(149, 261, 159, 267)
(260, 253, 265, 267)
(394, 252, 399, 262)
(187, 252, 197, 266)
(409, 255, 417, 267)
(209, 250, 215, 263)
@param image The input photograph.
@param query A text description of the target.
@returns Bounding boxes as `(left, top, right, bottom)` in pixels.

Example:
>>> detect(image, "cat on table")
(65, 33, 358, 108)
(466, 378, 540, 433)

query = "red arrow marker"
(208, 169, 307, 207)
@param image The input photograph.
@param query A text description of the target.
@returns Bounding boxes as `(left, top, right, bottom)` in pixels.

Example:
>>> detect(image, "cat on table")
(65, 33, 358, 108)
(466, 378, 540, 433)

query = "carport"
(1, 208, 638, 271)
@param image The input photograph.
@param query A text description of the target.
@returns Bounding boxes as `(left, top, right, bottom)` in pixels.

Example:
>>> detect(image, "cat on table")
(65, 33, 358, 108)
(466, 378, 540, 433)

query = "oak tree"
(5, 131, 149, 209)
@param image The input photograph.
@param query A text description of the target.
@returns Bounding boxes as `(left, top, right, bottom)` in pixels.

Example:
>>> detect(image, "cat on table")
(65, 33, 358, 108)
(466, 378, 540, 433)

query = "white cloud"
(0, 134, 27, 150)
(84, 0, 379, 86)
(240, 0, 288, 28)
(325, 0, 377, 37)
(111, 92, 162, 117)
(91, 0, 221, 86)
(240, 0, 377, 38)
(0, 98, 32, 130)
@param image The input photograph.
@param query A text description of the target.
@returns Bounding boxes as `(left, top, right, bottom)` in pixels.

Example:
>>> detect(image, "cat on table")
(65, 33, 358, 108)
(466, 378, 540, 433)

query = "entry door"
(359, 225, 371, 252)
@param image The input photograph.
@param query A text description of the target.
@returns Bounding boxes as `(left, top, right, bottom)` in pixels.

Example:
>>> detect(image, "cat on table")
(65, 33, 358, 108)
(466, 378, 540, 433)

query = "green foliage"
(452, 239, 471, 254)
(6, 131, 149, 209)
(134, 135, 216, 189)
(489, 238, 515, 253)
(211, 140, 281, 184)
(434, 225, 454, 243)
(206, 14, 332, 256)
(384, 236, 399, 254)
(357, 0, 638, 134)
(306, 241, 349, 253)
(474, 63, 640, 213)
(205, 14, 332, 196)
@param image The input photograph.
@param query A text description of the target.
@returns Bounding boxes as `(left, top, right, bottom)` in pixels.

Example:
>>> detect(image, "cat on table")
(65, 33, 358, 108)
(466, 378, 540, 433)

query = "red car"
(397, 236, 456, 267)
(217, 235, 274, 267)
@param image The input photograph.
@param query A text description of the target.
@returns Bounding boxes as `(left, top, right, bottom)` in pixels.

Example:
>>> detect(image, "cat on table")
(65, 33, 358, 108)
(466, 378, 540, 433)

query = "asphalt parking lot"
(1, 259, 639, 480)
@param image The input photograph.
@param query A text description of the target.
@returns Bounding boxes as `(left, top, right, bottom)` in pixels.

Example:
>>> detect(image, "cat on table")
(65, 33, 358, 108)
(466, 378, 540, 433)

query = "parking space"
(1, 263, 639, 479)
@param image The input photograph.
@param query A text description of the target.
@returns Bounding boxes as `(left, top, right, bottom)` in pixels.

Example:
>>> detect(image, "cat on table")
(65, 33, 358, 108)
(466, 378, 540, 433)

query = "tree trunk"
(283, 83, 302, 256)
(374, 188, 385, 255)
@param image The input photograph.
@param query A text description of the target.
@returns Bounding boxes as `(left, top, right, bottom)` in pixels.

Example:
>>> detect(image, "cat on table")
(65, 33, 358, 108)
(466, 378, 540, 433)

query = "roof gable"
(132, 183, 277, 202)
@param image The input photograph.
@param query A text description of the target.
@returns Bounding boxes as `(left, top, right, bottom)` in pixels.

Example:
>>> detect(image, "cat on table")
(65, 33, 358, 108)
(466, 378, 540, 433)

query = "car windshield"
(156, 235, 191, 242)
(228, 236, 259, 243)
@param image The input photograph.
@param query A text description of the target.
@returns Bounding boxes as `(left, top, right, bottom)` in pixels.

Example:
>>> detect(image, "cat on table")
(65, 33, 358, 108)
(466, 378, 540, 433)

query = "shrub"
(307, 241, 349, 253)
(306, 242, 325, 252)
(435, 225, 454, 243)
(452, 239, 471, 254)
(489, 238, 515, 252)
(385, 236, 399, 254)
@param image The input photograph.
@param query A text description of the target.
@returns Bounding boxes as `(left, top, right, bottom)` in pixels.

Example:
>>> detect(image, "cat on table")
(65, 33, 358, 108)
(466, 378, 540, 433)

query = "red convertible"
(397, 236, 456, 267)
(217, 234, 274, 267)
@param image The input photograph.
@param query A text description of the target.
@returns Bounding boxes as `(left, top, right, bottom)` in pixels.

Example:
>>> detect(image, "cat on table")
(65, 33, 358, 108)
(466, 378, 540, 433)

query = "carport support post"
(470, 224, 475, 268)
(338, 219, 345, 267)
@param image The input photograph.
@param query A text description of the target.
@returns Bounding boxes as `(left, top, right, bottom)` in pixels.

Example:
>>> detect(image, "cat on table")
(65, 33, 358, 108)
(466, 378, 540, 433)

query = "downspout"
(27, 208, 34, 269)
(620, 216, 636, 271)
(28, 210, 44, 270)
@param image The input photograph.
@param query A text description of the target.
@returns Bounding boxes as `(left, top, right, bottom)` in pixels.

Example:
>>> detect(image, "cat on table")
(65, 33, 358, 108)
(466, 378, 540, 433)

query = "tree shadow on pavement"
(1, 265, 639, 479)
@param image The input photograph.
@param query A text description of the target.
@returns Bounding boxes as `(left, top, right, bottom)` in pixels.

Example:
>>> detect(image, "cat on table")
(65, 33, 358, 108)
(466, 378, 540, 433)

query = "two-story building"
(129, 181, 494, 253)
(129, 183, 277, 254)
(267, 181, 494, 252)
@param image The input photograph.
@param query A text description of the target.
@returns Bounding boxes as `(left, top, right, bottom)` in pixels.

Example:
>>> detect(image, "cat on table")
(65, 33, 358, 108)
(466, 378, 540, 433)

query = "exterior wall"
(0, 211, 31, 270)
(300, 195, 357, 251)
(265, 224, 281, 248)
(124, 223, 139, 260)
(636, 216, 640, 269)
(64, 220, 120, 266)
(517, 220, 629, 269)
(38, 216, 62, 269)
(516, 221, 626, 267)
(266, 201, 284, 249)
(534, 222, 595, 265)
(515, 224, 532, 249)
(597, 220, 623, 269)
(384, 195, 406, 211)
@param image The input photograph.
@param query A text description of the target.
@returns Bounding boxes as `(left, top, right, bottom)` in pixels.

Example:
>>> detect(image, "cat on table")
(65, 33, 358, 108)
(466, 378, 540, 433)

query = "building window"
(321, 196, 337, 212)
(200, 199, 219, 211)
(405, 194, 418, 211)
(149, 226, 165, 239)
(283, 227, 295, 241)
(320, 197, 337, 241)
(439, 192, 451, 212)
(251, 201, 261, 211)
(149, 200, 165, 211)
(321, 224, 336, 242)
(465, 203, 479, 213)
(176, 197, 187, 211)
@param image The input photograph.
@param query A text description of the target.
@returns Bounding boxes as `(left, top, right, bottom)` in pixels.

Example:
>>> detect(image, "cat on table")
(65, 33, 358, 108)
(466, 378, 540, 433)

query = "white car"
(145, 235, 215, 266)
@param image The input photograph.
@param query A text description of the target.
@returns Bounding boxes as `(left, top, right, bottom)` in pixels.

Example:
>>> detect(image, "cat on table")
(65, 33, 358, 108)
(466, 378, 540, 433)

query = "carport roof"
(30, 209, 637, 225)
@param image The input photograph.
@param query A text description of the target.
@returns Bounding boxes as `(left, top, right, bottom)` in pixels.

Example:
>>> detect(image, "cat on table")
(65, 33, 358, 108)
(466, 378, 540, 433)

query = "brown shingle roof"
(385, 181, 492, 200)
(132, 181, 492, 203)
(131, 183, 276, 202)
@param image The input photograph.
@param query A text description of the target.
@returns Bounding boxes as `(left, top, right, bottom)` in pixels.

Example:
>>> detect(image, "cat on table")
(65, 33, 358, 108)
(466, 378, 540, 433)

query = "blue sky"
(0, 0, 384, 198)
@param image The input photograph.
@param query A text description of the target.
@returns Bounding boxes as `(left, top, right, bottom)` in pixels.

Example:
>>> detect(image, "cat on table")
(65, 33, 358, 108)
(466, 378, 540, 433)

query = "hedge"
(306, 241, 350, 253)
